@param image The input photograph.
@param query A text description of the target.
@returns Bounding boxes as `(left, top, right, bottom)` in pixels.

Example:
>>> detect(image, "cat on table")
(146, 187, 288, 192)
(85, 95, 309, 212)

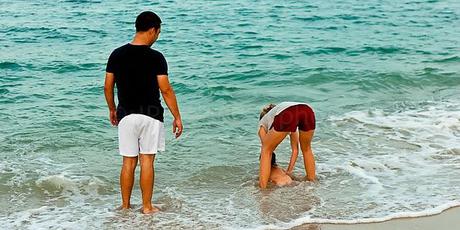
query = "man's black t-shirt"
(106, 43, 168, 122)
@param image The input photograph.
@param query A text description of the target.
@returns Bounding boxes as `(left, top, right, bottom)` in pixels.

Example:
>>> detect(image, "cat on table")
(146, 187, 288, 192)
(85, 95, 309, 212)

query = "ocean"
(1, 0, 459, 229)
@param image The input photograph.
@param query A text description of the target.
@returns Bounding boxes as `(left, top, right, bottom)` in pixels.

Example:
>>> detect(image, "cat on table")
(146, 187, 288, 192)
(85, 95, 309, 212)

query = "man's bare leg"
(299, 130, 316, 181)
(139, 154, 159, 214)
(120, 156, 138, 209)
(259, 130, 289, 188)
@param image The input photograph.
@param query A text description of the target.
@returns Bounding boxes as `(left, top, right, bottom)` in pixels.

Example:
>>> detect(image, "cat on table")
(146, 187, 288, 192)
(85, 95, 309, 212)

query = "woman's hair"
(258, 152, 277, 166)
(259, 103, 276, 120)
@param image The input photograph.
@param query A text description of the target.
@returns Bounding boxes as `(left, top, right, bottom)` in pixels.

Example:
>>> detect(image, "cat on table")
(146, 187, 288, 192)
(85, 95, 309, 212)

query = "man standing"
(104, 11, 183, 214)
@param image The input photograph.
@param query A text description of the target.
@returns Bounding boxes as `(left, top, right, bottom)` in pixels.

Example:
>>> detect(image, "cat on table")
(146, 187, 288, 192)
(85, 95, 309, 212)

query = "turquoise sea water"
(1, 0, 460, 229)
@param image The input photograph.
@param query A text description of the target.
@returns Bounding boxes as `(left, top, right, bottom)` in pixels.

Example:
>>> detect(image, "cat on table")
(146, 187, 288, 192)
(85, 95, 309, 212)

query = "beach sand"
(290, 206, 460, 230)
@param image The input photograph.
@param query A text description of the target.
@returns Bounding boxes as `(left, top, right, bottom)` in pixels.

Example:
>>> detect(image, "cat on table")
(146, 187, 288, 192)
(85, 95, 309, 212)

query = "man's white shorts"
(118, 114, 165, 157)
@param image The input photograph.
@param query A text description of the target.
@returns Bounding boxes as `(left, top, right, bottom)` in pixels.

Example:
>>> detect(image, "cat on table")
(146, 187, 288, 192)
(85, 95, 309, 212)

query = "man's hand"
(109, 109, 118, 126)
(173, 118, 183, 138)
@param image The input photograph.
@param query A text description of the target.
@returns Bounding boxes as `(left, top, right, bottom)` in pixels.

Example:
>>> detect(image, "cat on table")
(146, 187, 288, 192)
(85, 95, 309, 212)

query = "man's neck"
(130, 34, 151, 46)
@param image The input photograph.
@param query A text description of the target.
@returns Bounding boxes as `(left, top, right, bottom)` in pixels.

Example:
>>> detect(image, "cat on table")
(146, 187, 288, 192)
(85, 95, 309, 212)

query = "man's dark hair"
(135, 11, 162, 32)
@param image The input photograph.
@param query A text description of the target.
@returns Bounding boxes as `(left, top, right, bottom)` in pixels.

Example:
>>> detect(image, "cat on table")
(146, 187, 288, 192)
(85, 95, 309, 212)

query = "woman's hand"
(286, 170, 295, 179)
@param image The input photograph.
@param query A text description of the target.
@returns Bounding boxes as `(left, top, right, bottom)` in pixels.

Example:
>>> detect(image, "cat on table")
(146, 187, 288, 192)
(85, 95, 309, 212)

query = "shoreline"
(290, 206, 460, 230)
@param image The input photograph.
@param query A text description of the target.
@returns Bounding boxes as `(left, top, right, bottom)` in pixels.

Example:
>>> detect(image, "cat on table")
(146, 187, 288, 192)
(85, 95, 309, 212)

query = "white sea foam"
(2, 100, 459, 229)
(35, 174, 78, 192)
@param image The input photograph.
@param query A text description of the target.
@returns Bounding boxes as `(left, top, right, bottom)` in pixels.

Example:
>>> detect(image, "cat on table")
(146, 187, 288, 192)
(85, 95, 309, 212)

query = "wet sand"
(290, 206, 460, 230)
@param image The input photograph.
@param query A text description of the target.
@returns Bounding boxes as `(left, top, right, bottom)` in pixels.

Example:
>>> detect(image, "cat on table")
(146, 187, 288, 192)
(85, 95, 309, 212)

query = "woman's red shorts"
(271, 104, 315, 132)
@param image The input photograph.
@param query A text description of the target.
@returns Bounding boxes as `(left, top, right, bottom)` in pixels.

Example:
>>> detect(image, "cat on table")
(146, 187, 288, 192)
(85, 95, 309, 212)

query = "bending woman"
(258, 102, 316, 188)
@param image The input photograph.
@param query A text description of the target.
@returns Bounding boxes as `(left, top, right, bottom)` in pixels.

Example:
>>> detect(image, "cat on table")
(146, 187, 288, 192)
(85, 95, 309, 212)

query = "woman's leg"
(299, 130, 316, 181)
(259, 129, 288, 188)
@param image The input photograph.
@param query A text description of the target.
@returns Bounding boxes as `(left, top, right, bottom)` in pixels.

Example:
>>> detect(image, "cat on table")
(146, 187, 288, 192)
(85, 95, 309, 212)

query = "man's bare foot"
(115, 204, 132, 211)
(141, 206, 160, 214)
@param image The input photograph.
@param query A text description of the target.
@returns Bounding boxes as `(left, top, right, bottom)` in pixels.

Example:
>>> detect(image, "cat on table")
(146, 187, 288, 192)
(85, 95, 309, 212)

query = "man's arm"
(286, 131, 299, 174)
(158, 75, 183, 138)
(104, 72, 118, 126)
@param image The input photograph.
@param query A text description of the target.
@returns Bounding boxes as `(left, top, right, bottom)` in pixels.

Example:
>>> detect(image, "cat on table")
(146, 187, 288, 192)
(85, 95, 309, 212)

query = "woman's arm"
(258, 126, 272, 188)
(258, 126, 267, 144)
(286, 131, 299, 174)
